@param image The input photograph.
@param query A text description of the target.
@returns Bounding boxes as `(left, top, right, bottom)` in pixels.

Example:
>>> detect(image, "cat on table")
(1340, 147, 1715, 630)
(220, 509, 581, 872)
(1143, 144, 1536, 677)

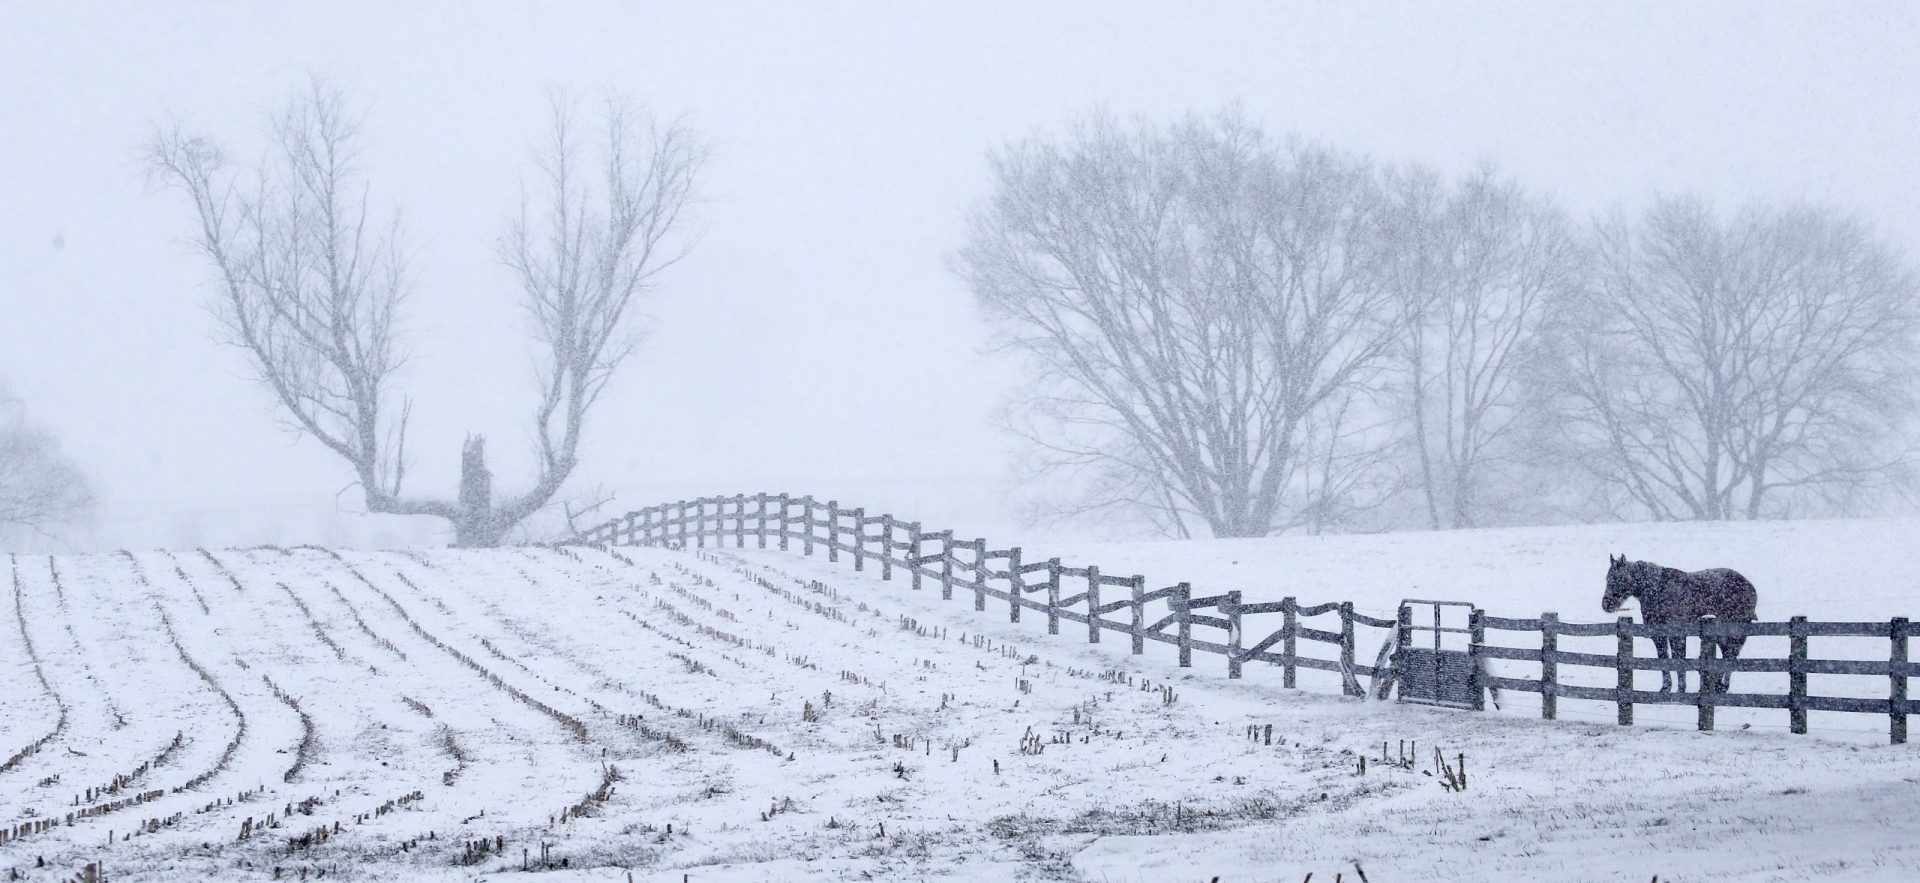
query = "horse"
(1602, 554, 1757, 694)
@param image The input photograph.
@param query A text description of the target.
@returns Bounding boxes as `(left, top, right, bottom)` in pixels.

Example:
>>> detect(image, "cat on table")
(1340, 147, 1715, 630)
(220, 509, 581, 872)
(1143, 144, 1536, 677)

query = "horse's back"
(1691, 567, 1758, 620)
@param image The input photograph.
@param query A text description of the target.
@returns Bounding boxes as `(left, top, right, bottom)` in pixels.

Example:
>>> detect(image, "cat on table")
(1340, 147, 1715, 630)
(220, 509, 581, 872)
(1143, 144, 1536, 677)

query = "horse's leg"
(1667, 635, 1690, 694)
(1678, 635, 1693, 694)
(1719, 631, 1749, 694)
(1652, 636, 1672, 693)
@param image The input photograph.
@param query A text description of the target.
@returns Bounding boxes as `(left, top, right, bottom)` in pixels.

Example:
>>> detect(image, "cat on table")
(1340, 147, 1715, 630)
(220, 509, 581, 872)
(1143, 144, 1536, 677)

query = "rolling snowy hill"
(3, 517, 1918, 881)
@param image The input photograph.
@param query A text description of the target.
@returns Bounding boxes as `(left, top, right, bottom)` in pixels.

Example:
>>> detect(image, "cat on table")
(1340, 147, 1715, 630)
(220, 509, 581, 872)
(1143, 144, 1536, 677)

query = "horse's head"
(1602, 553, 1634, 613)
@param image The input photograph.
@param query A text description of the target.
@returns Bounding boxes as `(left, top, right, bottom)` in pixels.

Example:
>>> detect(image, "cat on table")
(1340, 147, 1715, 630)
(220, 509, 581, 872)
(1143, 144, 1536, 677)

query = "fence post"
(801, 496, 815, 556)
(1176, 583, 1192, 667)
(1284, 598, 1300, 688)
(1336, 601, 1358, 695)
(907, 523, 923, 590)
(881, 514, 895, 581)
(1696, 618, 1717, 732)
(1046, 560, 1061, 635)
(1789, 615, 1808, 735)
(940, 534, 954, 600)
(734, 494, 747, 547)
(1540, 612, 1558, 721)
(1227, 591, 1244, 679)
(1393, 603, 1411, 694)
(1893, 616, 1909, 745)
(826, 501, 839, 563)
(1086, 566, 1101, 644)
(755, 494, 768, 549)
(777, 494, 791, 551)
(1468, 608, 1487, 710)
(1130, 577, 1145, 655)
(851, 508, 866, 572)
(1616, 616, 1634, 726)
(1006, 547, 1022, 623)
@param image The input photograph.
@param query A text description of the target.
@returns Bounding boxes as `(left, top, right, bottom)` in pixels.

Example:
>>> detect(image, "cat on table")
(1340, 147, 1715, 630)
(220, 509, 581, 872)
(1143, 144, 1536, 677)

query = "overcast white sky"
(3, 2, 1918, 549)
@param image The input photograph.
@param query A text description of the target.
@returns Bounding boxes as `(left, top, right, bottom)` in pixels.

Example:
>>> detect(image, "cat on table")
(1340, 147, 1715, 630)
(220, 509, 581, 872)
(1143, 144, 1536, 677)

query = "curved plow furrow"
(0, 556, 66, 779)
(412, 550, 804, 760)
(151, 608, 245, 794)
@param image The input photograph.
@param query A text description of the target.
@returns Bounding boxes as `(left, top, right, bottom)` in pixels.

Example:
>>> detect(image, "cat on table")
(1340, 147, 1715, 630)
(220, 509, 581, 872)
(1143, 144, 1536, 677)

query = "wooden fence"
(574, 493, 1916, 744)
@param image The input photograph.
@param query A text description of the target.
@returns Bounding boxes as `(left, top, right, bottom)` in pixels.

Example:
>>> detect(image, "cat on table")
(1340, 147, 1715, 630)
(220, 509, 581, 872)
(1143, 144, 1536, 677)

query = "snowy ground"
(2, 518, 1918, 881)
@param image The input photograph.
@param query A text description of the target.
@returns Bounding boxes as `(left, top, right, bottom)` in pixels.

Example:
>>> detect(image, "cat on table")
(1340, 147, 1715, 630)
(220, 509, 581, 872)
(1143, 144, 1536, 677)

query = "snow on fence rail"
(574, 493, 1916, 744)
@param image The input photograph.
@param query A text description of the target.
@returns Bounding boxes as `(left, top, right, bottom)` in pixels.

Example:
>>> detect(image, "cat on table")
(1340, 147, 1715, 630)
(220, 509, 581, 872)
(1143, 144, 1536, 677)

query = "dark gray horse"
(1602, 554, 1757, 694)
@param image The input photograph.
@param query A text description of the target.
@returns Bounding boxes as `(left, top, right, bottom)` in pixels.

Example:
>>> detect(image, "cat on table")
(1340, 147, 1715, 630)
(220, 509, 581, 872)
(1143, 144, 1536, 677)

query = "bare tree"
(1539, 196, 1920, 520)
(956, 111, 1402, 538)
(1382, 164, 1580, 528)
(147, 81, 702, 546)
(0, 390, 94, 539)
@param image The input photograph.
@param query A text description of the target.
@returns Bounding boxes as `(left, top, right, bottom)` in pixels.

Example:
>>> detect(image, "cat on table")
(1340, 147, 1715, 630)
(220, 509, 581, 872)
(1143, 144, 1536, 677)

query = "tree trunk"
(452, 436, 507, 547)
(452, 514, 508, 548)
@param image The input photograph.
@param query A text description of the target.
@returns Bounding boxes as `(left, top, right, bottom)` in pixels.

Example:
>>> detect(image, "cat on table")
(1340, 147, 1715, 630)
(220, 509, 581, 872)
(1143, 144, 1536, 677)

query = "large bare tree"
(148, 81, 702, 545)
(1382, 164, 1580, 529)
(1540, 196, 1920, 520)
(0, 390, 94, 540)
(956, 112, 1402, 538)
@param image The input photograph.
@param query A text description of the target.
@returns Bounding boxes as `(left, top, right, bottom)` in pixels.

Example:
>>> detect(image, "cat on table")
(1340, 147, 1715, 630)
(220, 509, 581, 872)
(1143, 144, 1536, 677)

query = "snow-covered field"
(3, 518, 1918, 881)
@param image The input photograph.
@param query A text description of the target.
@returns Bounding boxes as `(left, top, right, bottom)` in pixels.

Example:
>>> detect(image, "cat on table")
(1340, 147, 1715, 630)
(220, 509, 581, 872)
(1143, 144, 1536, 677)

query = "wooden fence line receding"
(574, 493, 1915, 744)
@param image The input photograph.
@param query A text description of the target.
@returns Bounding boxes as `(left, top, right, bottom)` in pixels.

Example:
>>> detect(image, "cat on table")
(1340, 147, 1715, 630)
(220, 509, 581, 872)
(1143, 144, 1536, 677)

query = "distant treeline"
(957, 110, 1920, 536)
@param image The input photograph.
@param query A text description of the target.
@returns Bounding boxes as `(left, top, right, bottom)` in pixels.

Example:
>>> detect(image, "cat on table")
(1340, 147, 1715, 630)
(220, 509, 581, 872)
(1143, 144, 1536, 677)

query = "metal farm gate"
(1395, 599, 1483, 711)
